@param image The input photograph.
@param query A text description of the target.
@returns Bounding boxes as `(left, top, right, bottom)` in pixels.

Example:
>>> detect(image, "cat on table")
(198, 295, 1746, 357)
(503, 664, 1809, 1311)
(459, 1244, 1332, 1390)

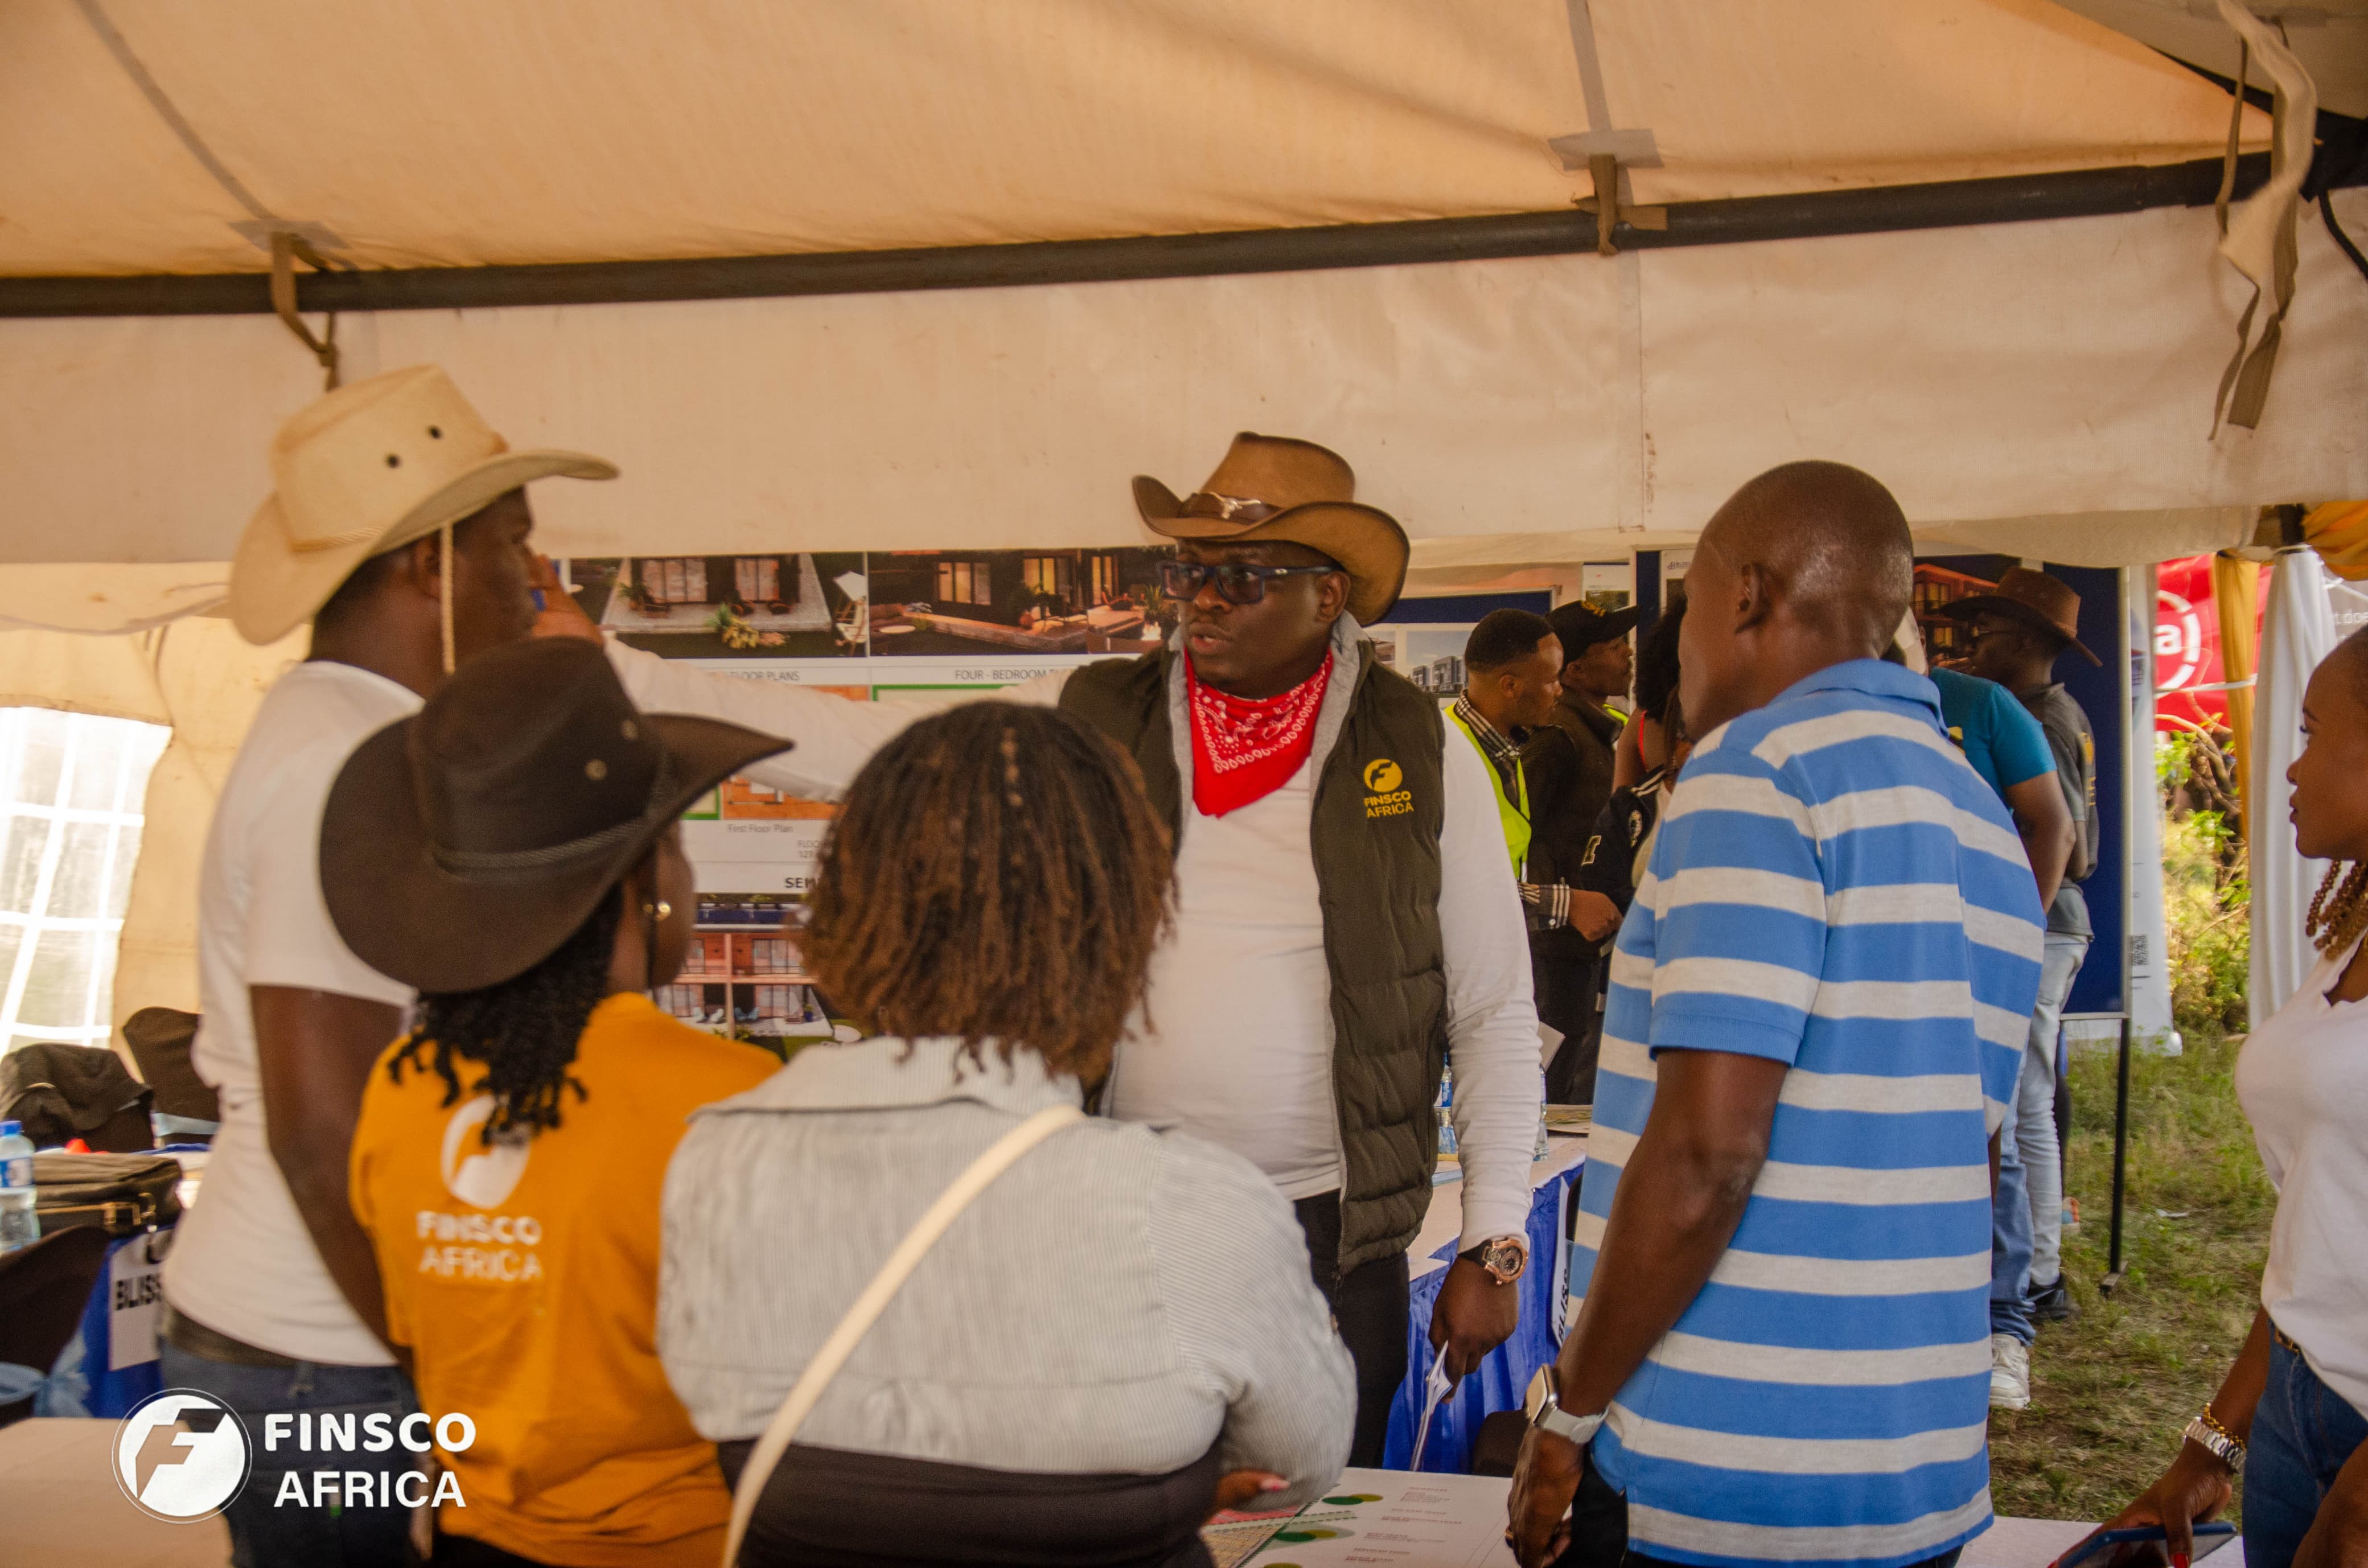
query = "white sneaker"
(1989, 1333, 2031, 1410)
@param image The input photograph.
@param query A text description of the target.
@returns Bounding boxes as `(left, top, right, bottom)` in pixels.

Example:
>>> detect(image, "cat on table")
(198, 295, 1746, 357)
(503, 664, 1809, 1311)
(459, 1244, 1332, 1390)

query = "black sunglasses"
(1160, 559, 1345, 606)
(1156, 559, 1337, 607)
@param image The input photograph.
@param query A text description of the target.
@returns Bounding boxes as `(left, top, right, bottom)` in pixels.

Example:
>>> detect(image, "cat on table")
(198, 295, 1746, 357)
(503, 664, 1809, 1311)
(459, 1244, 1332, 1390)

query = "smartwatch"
(1525, 1364, 1605, 1448)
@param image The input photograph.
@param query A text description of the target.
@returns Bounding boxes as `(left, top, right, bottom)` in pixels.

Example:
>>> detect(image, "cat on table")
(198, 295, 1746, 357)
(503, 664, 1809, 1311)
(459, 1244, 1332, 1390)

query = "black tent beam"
(2, 150, 2354, 319)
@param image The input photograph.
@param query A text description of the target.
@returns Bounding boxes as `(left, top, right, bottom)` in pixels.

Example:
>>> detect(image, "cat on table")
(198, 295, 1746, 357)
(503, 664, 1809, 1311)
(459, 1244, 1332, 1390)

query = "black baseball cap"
(1547, 601, 1643, 660)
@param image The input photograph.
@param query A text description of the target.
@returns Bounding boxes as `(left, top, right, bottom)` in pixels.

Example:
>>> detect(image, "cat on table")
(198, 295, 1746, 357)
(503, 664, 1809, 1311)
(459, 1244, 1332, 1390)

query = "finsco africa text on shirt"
(1572, 659, 2044, 1568)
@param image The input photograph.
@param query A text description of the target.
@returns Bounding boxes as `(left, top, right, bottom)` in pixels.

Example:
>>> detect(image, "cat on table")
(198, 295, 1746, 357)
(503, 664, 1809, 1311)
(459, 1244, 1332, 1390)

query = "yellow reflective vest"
(1446, 706, 1531, 879)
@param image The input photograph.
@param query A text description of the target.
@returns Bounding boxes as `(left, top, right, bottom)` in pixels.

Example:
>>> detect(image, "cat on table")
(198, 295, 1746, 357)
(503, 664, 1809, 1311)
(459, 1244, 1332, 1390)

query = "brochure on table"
(1202, 1468, 1516, 1567)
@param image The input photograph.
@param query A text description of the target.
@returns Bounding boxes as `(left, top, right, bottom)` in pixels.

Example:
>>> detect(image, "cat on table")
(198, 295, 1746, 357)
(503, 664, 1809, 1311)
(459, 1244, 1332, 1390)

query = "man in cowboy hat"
(1941, 566, 2103, 1398)
(598, 432, 1545, 1464)
(1521, 601, 1638, 1099)
(163, 365, 656, 1565)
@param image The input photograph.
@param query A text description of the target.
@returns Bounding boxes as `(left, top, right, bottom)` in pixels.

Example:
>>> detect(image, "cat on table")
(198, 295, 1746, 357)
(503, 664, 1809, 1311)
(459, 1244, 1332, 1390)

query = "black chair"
(0, 1225, 112, 1427)
(124, 1007, 217, 1144)
(1471, 1410, 1529, 1478)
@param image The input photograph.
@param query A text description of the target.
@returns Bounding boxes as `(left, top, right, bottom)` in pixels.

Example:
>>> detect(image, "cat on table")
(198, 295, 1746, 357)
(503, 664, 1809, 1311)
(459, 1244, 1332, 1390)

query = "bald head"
(1699, 462, 1913, 652)
(1679, 462, 1917, 738)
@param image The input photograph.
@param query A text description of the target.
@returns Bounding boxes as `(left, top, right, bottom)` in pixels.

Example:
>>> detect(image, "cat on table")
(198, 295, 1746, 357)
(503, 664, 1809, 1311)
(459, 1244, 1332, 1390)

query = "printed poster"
(558, 546, 1173, 1050)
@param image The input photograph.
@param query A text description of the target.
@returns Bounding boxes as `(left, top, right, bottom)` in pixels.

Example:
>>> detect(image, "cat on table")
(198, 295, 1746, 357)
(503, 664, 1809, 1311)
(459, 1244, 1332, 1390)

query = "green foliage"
(1990, 1026, 2276, 1522)
(2158, 733, 2250, 1035)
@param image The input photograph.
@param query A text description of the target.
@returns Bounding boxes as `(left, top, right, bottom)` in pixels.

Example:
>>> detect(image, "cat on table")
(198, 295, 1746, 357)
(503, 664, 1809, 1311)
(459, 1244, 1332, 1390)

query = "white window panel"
(0, 708, 170, 1056)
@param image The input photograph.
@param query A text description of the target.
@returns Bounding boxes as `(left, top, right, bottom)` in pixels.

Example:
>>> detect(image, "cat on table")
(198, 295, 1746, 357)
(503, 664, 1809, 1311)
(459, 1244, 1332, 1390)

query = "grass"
(1987, 1024, 2277, 1523)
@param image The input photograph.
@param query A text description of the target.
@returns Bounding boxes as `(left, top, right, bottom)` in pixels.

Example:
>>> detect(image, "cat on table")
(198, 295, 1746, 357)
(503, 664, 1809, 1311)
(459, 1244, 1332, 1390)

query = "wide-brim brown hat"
(232, 365, 618, 647)
(1935, 566, 2100, 666)
(1133, 432, 1408, 624)
(320, 638, 790, 995)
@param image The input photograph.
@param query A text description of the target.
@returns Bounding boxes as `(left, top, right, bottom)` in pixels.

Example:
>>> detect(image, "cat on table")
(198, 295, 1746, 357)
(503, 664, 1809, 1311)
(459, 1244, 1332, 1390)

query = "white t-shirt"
(163, 661, 420, 1365)
(1110, 756, 1341, 1197)
(2235, 935, 2368, 1417)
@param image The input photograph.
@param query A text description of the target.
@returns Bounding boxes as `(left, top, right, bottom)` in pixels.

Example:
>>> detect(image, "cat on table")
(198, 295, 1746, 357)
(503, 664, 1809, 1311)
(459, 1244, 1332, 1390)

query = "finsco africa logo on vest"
(114, 1388, 253, 1522)
(1362, 757, 1412, 818)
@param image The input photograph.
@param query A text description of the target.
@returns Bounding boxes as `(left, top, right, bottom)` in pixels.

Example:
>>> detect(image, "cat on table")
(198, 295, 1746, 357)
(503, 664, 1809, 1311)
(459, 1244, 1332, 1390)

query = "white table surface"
(1227, 1470, 2201, 1568)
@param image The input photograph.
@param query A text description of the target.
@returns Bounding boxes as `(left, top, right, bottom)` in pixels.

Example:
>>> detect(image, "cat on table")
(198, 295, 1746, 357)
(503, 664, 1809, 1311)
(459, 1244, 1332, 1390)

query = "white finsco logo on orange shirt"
(418, 1096, 544, 1282)
(439, 1096, 529, 1208)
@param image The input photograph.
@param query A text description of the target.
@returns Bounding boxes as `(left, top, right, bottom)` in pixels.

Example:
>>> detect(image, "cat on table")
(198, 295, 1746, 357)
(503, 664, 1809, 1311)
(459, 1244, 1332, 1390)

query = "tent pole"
(2102, 1013, 2133, 1294)
(3, 151, 2356, 319)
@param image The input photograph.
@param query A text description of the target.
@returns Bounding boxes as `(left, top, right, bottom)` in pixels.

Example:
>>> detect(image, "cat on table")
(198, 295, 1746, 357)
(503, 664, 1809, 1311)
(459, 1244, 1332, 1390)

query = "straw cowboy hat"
(1936, 566, 2102, 666)
(230, 364, 616, 645)
(320, 638, 790, 995)
(1133, 433, 1409, 624)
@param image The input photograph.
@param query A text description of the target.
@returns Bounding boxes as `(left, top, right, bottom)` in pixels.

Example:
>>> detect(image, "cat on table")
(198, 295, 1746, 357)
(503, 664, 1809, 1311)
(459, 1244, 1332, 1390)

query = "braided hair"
(804, 702, 1173, 1085)
(388, 890, 623, 1141)
(2307, 862, 2368, 958)
(2301, 630, 2368, 958)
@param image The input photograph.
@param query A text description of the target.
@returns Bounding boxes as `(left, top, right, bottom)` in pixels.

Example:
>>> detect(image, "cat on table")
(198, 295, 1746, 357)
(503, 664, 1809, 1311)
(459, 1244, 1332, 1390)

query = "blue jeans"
(158, 1340, 418, 1568)
(2246, 1336, 2368, 1568)
(1990, 931, 2085, 1344)
(2020, 932, 2087, 1287)
(1990, 1108, 2035, 1344)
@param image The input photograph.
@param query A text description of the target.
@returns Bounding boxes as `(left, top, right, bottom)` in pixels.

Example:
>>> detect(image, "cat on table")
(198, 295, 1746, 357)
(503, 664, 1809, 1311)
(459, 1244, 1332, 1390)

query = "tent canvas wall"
(0, 0, 2362, 1039)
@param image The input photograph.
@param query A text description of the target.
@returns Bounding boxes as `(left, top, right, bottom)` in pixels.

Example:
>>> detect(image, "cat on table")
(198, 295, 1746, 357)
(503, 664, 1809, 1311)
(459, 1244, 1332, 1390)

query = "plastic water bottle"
(0, 1120, 37, 1253)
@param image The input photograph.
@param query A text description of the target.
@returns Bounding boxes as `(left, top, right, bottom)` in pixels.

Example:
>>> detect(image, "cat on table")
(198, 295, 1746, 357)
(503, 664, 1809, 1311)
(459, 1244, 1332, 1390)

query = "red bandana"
(1187, 653, 1333, 817)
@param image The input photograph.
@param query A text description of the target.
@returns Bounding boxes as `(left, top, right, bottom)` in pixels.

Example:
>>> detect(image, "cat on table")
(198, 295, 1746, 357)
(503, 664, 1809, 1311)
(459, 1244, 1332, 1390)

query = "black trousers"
(1533, 936, 1605, 1105)
(1292, 1191, 1412, 1468)
(1553, 1462, 1966, 1568)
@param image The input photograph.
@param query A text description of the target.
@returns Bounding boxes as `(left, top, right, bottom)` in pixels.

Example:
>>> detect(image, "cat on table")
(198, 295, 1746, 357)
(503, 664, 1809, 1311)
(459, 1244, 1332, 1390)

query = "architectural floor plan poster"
(560, 549, 1161, 1048)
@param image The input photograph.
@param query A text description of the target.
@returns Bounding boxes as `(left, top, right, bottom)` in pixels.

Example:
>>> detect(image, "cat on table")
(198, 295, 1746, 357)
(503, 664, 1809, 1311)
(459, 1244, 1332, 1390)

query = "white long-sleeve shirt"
(609, 618, 1541, 1250)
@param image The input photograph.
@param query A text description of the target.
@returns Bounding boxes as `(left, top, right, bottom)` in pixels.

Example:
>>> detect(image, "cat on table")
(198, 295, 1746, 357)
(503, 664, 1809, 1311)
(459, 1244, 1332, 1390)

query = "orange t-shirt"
(351, 993, 776, 1566)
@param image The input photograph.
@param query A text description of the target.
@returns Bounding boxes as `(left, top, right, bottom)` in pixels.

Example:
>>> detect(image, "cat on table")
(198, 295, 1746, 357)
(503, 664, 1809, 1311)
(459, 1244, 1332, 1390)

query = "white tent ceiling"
(3, 0, 2363, 1038)
(3, 0, 2283, 274)
(2, 0, 2361, 616)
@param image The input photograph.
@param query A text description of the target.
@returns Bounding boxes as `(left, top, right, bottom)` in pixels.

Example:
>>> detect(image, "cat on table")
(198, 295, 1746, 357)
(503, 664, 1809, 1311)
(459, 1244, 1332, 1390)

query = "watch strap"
(1536, 1402, 1603, 1446)
(2184, 1413, 2245, 1471)
(1524, 1365, 1605, 1447)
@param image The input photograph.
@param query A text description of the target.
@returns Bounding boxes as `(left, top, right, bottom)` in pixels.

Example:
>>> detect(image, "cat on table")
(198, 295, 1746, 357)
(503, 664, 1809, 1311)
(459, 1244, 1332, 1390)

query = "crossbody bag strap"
(720, 1102, 1086, 1567)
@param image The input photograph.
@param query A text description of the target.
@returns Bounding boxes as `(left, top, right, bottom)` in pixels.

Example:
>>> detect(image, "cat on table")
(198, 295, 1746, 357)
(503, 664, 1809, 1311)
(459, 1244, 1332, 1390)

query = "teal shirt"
(1931, 667, 2055, 802)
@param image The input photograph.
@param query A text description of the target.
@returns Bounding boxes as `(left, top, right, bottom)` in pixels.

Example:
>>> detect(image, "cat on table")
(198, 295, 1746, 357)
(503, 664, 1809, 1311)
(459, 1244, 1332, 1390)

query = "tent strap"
(269, 233, 340, 390)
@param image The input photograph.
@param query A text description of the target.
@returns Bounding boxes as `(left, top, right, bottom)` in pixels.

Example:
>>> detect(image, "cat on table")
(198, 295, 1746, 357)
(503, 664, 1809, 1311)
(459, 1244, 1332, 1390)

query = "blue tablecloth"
(1382, 1155, 1582, 1474)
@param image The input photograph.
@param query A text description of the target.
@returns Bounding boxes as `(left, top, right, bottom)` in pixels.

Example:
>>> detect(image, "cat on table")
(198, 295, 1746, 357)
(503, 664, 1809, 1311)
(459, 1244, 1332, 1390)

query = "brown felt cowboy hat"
(1935, 566, 2102, 666)
(1133, 433, 1409, 624)
(320, 638, 790, 995)
(231, 365, 617, 646)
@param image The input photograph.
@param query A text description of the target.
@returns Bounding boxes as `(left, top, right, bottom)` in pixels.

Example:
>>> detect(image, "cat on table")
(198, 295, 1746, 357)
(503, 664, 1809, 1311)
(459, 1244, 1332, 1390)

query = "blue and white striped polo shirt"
(1572, 659, 2044, 1568)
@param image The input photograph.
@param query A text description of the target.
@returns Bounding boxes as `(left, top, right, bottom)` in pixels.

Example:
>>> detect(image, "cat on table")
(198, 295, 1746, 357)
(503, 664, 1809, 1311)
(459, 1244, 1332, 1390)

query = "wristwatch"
(2184, 1407, 2245, 1472)
(1461, 1234, 1530, 1285)
(1526, 1364, 1605, 1448)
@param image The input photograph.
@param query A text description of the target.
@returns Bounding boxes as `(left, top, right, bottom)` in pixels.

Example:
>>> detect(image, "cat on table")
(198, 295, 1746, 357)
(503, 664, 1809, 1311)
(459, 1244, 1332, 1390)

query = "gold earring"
(643, 900, 672, 921)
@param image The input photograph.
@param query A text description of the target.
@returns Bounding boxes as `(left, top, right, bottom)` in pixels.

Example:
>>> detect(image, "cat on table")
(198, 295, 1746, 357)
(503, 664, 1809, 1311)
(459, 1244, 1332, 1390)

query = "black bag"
(30, 1152, 182, 1236)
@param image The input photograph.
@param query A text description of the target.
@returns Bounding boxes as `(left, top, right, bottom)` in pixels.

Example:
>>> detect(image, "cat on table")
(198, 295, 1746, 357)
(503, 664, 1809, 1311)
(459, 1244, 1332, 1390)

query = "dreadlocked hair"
(389, 890, 622, 1142)
(805, 702, 1174, 1086)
